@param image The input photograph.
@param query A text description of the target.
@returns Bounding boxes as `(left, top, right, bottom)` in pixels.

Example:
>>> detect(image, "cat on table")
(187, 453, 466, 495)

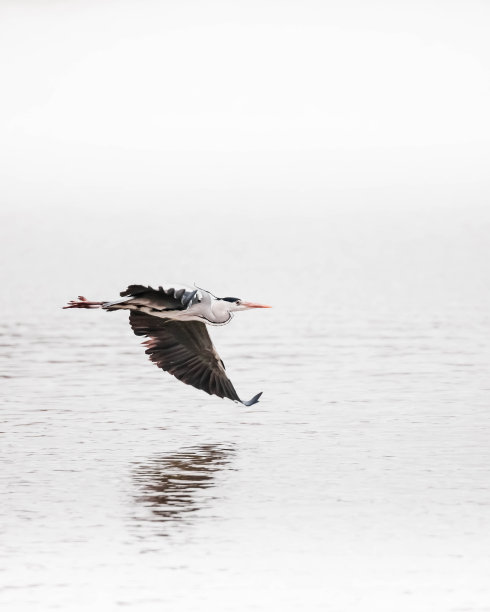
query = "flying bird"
(63, 283, 270, 406)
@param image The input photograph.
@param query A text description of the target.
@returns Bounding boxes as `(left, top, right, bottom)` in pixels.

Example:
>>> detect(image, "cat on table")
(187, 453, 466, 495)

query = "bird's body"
(64, 283, 270, 406)
(104, 284, 235, 325)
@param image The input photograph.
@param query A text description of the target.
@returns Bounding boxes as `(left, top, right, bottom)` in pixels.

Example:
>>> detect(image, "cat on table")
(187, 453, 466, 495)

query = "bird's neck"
(208, 300, 233, 325)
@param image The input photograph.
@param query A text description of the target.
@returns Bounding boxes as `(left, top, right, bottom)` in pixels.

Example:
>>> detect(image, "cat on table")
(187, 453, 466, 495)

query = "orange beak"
(240, 301, 272, 309)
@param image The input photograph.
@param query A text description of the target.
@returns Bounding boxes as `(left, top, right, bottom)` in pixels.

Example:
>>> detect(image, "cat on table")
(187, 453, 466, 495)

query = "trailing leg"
(63, 296, 104, 309)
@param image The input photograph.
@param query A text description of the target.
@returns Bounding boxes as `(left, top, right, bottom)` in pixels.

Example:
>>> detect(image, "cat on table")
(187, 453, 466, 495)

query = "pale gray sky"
(1, 0, 489, 213)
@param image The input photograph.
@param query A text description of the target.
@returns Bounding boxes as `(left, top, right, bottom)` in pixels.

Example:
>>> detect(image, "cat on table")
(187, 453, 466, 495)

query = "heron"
(63, 283, 271, 406)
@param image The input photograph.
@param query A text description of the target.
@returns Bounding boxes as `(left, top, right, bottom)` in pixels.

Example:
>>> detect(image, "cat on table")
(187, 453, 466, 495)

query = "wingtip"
(241, 392, 263, 407)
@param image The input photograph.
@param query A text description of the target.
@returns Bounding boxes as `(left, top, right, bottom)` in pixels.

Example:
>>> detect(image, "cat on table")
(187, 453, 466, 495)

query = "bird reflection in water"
(132, 443, 235, 531)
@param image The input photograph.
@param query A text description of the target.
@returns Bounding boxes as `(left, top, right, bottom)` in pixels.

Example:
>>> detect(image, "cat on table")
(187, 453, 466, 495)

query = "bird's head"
(219, 296, 272, 312)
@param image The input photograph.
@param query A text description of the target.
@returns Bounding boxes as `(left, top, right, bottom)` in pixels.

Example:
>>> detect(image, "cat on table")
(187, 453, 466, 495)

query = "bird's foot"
(63, 296, 103, 309)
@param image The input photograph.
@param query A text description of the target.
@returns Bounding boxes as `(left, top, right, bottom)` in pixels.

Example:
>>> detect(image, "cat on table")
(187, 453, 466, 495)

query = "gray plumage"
(64, 283, 270, 406)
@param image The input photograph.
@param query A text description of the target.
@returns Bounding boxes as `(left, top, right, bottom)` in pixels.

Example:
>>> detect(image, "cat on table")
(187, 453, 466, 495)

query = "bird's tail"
(63, 296, 104, 309)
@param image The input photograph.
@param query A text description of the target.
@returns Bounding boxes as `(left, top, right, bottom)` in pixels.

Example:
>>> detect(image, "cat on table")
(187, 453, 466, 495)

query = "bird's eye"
(221, 296, 240, 303)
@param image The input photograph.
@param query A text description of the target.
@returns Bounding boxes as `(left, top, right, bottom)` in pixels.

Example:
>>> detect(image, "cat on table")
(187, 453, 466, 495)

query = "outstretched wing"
(129, 311, 262, 406)
(104, 284, 200, 311)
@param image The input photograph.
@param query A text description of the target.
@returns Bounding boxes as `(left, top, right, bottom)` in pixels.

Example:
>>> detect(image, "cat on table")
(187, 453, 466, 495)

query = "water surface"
(1, 206, 490, 611)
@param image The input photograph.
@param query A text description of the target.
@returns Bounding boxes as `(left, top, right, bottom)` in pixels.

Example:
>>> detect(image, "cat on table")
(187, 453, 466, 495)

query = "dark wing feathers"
(120, 285, 199, 310)
(129, 311, 250, 403)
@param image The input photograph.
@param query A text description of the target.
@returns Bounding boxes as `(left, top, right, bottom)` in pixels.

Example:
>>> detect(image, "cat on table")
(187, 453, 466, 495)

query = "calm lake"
(1, 205, 490, 611)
